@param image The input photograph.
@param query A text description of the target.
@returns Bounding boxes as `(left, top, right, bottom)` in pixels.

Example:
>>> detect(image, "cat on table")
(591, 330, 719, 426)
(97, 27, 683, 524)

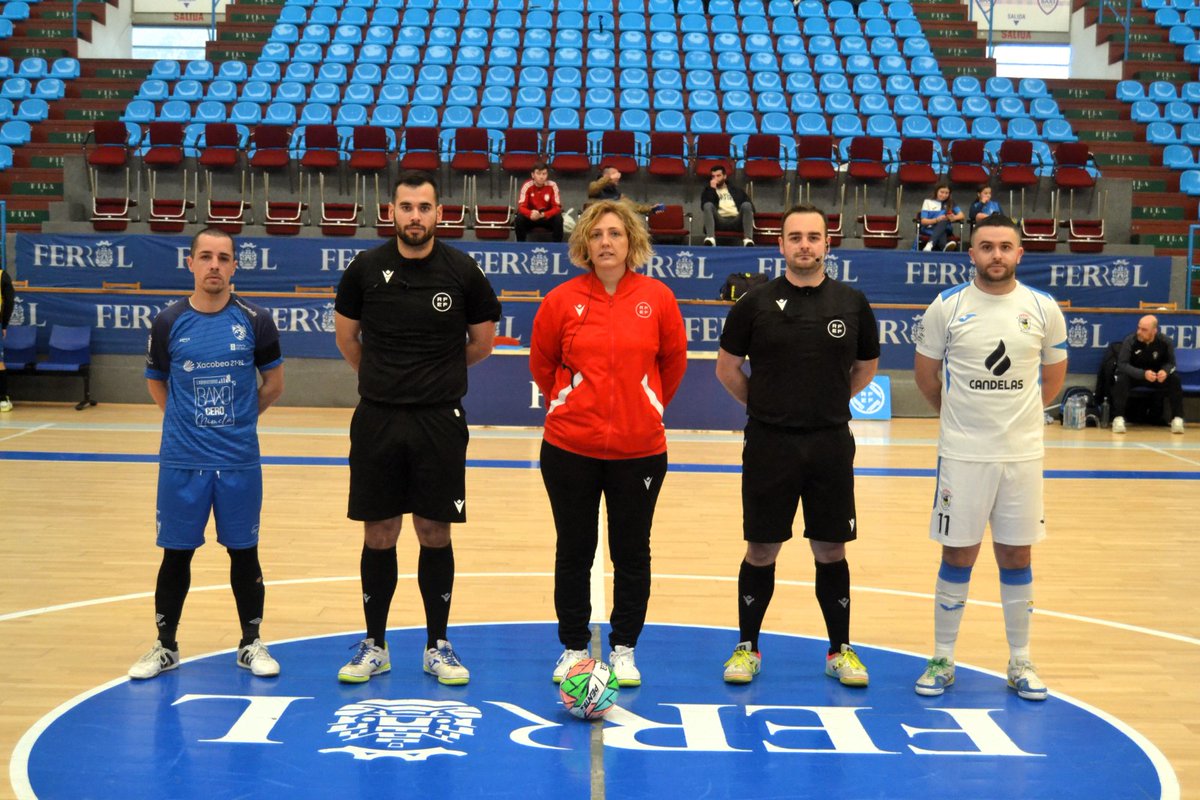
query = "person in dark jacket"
(700, 165, 755, 247)
(1, 268, 13, 412)
(1111, 314, 1185, 434)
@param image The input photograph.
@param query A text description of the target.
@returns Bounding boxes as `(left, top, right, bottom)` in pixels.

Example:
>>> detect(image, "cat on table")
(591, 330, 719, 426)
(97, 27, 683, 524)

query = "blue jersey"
(145, 295, 283, 469)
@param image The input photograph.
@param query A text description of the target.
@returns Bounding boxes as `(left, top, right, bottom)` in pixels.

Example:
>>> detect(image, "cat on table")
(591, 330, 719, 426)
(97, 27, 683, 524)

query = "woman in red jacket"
(529, 199, 688, 688)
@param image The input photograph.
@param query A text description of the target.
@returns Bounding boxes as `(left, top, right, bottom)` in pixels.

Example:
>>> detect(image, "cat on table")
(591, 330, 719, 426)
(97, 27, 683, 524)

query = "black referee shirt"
(335, 239, 502, 406)
(720, 275, 880, 428)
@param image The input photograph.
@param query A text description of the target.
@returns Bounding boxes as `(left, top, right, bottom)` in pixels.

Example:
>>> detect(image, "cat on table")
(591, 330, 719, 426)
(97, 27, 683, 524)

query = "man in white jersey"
(911, 214, 1068, 701)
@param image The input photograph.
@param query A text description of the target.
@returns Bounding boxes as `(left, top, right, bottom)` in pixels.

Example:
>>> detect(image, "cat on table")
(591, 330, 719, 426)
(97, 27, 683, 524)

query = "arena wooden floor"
(1, 403, 1198, 798)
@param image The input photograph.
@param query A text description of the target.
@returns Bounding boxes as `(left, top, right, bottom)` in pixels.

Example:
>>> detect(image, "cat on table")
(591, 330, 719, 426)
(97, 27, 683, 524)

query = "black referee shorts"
(741, 418, 858, 544)
(347, 399, 469, 523)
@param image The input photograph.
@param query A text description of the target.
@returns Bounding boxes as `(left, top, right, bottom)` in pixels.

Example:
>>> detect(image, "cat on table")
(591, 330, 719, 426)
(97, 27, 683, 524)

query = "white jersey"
(916, 280, 1067, 461)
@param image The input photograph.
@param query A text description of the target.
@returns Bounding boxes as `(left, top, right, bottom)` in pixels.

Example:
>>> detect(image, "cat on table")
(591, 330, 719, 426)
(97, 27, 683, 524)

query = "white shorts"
(928, 457, 1046, 548)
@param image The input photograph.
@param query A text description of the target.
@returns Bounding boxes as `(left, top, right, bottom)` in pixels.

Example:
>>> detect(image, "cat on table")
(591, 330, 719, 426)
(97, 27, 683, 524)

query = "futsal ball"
(559, 658, 620, 720)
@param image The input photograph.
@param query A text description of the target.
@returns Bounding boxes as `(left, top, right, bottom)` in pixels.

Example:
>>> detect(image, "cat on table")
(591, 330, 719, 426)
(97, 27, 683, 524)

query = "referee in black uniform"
(715, 203, 880, 687)
(333, 171, 502, 685)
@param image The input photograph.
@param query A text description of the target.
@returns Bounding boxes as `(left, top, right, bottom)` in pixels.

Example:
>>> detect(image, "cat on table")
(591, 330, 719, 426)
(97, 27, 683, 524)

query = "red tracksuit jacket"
(529, 269, 688, 460)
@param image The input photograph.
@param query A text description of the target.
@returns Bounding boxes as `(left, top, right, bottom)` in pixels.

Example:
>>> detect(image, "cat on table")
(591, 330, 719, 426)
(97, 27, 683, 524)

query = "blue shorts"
(156, 466, 262, 550)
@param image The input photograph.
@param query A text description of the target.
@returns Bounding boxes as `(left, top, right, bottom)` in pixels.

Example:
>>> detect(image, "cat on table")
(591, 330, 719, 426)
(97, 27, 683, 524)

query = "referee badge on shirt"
(827, 319, 846, 338)
(1017, 313, 1032, 333)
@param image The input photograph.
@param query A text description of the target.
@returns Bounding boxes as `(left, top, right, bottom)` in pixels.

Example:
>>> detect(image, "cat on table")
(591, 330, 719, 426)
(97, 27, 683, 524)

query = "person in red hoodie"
(530, 199, 688, 688)
(515, 161, 564, 242)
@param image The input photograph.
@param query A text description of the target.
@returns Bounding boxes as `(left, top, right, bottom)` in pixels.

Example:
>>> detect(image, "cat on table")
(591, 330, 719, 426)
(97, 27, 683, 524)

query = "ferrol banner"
(9, 287, 1198, 377)
(15, 234, 1172, 308)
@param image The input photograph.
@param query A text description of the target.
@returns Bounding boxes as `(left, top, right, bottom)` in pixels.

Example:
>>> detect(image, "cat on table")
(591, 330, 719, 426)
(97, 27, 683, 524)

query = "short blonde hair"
(567, 200, 655, 272)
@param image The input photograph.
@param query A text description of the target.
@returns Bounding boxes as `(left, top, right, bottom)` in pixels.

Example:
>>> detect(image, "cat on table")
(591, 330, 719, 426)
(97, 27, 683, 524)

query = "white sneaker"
(742, 238, 755, 247)
(1007, 658, 1048, 701)
(914, 657, 955, 696)
(236, 638, 280, 677)
(1112, 416, 1126, 434)
(337, 638, 390, 684)
(609, 644, 642, 687)
(825, 643, 869, 687)
(722, 641, 761, 684)
(1171, 417, 1185, 434)
(0, 396, 12, 412)
(922, 241, 934, 252)
(552, 648, 590, 683)
(702, 237, 716, 246)
(128, 641, 180, 680)
(424, 639, 470, 685)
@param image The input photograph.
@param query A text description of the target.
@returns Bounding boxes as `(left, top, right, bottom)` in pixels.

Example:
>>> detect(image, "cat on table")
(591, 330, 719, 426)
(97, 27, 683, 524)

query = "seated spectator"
(516, 161, 564, 242)
(1112, 314, 1185, 435)
(968, 186, 1003, 227)
(918, 184, 964, 252)
(587, 164, 663, 217)
(700, 165, 755, 247)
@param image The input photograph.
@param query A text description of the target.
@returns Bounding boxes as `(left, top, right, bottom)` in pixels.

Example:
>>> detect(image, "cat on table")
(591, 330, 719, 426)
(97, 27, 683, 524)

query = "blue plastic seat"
(654, 109, 688, 133)
(620, 87, 650, 109)
(587, 86, 617, 109)
(780, 53, 810, 74)
(727, 110, 758, 135)
(526, 27, 553, 48)
(137, 79, 169, 102)
(1131, 100, 1162, 123)
(619, 11, 646, 30)
(804, 17, 832, 36)
(1180, 169, 1200, 195)
(892, 94, 924, 116)
(230, 101, 262, 126)
(273, 81, 305, 104)
(159, 100, 192, 122)
(512, 106, 545, 129)
(584, 107, 616, 131)
(787, 73, 817, 95)
(1018, 77, 1048, 98)
(653, 69, 683, 91)
(1, 2, 30, 21)
(952, 75, 982, 96)
(0, 59, 13, 80)
(835, 16, 863, 36)
(824, 92, 855, 115)
(442, 106, 475, 129)
(869, 36, 900, 58)
(903, 37, 932, 57)
(971, 116, 1003, 140)
(477, 106, 509, 131)
(723, 90, 752, 113)
(301, 23, 330, 43)
(622, 68, 650, 89)
(819, 73, 850, 94)
(878, 55, 907, 75)
(1180, 121, 1200, 145)
(901, 115, 933, 138)
(1005, 117, 1039, 140)
(50, 57, 80, 80)
(719, 71, 750, 92)
(757, 91, 788, 113)
(284, 63, 315, 85)
(1167, 101, 1196, 124)
(1182, 81, 1200, 104)
(831, 113, 864, 138)
(936, 115, 968, 140)
(406, 104, 439, 127)
(1149, 80, 1178, 103)
(1146, 120, 1181, 144)
(516, 86, 545, 107)
(1115, 80, 1144, 102)
(888, 1, 915, 19)
(859, 93, 889, 116)
(1163, 143, 1196, 169)
(371, 104, 403, 128)
(417, 64, 449, 85)
(0, 119, 31, 145)
(927, 94, 958, 118)
(996, 96, 1027, 119)
(551, 86, 581, 108)
(654, 88, 684, 110)
(310, 82, 341, 105)
(866, 114, 899, 138)
(690, 109, 723, 134)
(796, 111, 828, 135)
(15, 97, 48, 122)
(961, 96, 992, 118)
(264, 102, 297, 126)
(150, 60, 182, 81)
(548, 107, 581, 129)
(753, 72, 783, 94)
(192, 100, 226, 124)
(259, 42, 291, 63)
(791, 92, 821, 114)
(1041, 118, 1080, 143)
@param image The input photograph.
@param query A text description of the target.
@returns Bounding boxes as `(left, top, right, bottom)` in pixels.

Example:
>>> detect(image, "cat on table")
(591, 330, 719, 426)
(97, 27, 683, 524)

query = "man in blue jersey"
(128, 228, 285, 680)
(911, 214, 1067, 701)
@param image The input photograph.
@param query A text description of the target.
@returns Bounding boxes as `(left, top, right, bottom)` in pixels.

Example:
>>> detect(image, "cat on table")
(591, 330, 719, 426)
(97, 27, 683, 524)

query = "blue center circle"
(17, 623, 1173, 799)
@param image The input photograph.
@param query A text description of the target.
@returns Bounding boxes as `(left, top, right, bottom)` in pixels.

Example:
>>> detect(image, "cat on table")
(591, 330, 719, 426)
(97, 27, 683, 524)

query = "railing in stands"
(1, 199, 7, 271)
(1188, 223, 1200, 309)
(1098, 0, 1134, 64)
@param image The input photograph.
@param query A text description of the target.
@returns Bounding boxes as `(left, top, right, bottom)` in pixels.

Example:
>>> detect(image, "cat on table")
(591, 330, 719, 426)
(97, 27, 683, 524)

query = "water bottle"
(1064, 395, 1086, 430)
(1099, 398, 1111, 429)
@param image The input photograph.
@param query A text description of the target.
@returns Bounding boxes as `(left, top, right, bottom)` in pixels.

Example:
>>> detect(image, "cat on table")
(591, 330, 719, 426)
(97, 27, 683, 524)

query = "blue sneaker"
(424, 639, 470, 685)
(1007, 658, 1047, 701)
(915, 657, 955, 696)
(337, 638, 390, 684)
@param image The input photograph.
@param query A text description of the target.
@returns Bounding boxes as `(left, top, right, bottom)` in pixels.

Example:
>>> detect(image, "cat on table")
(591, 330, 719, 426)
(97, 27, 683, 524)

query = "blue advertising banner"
(15, 233, 1172, 308)
(10, 289, 1198, 380)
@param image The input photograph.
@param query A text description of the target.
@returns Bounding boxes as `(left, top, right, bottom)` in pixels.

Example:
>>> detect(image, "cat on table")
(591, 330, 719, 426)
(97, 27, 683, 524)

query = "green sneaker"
(915, 657, 956, 696)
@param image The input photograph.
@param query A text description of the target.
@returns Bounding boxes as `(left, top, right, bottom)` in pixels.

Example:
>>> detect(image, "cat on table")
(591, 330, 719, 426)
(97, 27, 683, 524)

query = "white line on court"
(1133, 441, 1200, 467)
(0, 423, 53, 443)
(2, 571, 1196, 648)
